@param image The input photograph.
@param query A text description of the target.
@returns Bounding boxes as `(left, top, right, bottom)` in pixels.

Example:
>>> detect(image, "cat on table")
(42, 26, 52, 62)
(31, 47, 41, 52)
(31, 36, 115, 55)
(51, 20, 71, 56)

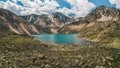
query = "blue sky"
(57, 0, 72, 9)
(0, 0, 120, 17)
(89, 0, 115, 7)
(0, 0, 116, 8)
(58, 0, 115, 9)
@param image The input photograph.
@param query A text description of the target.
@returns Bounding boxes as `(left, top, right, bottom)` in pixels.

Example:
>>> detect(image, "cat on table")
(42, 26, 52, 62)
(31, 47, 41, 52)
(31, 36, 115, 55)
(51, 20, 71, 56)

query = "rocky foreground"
(0, 34, 120, 68)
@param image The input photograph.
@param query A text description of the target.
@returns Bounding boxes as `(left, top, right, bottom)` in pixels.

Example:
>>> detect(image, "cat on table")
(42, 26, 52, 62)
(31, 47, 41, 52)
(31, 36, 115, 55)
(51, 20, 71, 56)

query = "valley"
(0, 5, 120, 68)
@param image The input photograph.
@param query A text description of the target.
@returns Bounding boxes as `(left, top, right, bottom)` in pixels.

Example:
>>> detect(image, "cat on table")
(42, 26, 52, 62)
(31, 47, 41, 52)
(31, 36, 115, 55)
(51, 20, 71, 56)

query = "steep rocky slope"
(59, 5, 120, 33)
(84, 5, 120, 22)
(79, 6, 120, 44)
(59, 6, 120, 44)
(20, 12, 74, 33)
(0, 8, 74, 34)
(0, 8, 41, 35)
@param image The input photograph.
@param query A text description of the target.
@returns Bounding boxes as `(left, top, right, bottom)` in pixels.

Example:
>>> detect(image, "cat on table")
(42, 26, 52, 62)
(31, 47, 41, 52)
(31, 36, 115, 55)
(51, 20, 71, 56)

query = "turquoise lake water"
(32, 34, 91, 45)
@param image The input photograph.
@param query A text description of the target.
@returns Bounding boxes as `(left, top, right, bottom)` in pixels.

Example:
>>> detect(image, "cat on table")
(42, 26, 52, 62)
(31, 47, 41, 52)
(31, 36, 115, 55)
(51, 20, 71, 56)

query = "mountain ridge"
(59, 5, 120, 33)
(20, 12, 74, 33)
(59, 5, 120, 45)
(0, 5, 120, 41)
(0, 8, 41, 35)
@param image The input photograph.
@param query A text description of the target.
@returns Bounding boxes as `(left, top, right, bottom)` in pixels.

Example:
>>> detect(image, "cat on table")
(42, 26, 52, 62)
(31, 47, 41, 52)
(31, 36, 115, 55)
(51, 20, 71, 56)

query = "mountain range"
(20, 12, 74, 33)
(0, 5, 120, 44)
(0, 8, 74, 35)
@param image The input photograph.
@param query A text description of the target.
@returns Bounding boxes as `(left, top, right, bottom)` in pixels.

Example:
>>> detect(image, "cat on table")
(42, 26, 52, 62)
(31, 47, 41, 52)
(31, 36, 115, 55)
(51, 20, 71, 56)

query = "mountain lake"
(32, 34, 96, 45)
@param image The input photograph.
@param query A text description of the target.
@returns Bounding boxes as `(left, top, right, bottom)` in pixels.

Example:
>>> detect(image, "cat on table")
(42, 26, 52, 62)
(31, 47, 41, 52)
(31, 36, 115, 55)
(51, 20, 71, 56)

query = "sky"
(0, 0, 120, 17)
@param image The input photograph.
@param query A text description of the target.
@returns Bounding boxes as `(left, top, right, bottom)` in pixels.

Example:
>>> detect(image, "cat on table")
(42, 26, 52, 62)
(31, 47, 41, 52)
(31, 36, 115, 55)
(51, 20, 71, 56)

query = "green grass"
(0, 32, 120, 68)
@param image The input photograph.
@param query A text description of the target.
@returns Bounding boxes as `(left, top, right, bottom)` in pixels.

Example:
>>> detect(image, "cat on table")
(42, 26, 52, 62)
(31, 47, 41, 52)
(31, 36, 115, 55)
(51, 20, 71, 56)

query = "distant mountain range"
(0, 5, 120, 44)
(20, 12, 74, 33)
(0, 8, 74, 35)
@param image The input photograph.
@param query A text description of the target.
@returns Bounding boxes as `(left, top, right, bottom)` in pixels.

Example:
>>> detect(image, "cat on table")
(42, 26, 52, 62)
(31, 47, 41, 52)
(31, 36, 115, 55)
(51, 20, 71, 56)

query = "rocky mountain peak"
(20, 12, 74, 24)
(0, 8, 41, 35)
(0, 8, 21, 24)
(84, 5, 120, 22)
(20, 14, 40, 24)
(20, 12, 74, 33)
(48, 12, 74, 24)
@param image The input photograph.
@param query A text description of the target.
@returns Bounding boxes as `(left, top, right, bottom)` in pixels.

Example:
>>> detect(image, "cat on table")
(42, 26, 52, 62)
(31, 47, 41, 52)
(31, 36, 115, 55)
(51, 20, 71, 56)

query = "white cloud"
(63, 0, 96, 17)
(109, 0, 120, 8)
(0, 0, 95, 17)
(1, 0, 25, 15)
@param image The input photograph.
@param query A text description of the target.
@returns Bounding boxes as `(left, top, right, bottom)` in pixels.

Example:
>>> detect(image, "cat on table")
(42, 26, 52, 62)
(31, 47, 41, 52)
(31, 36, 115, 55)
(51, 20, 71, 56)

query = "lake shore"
(0, 34, 120, 68)
(32, 34, 100, 46)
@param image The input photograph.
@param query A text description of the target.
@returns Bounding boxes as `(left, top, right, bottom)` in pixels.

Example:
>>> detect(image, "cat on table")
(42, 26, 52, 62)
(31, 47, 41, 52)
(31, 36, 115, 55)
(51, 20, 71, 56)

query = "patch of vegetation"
(79, 21, 120, 49)
(0, 31, 120, 68)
